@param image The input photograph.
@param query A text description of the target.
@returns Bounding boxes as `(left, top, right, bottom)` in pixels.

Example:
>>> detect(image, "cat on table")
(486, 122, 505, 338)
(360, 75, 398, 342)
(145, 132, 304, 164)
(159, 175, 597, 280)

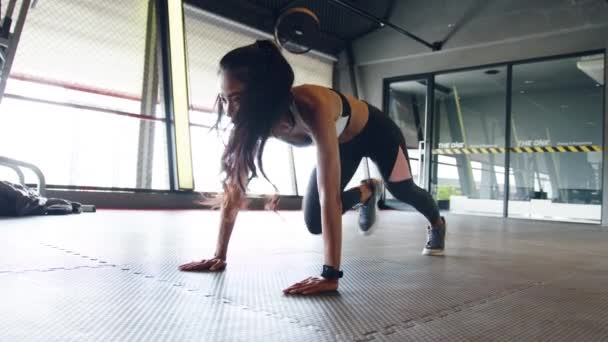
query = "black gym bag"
(0, 180, 89, 216)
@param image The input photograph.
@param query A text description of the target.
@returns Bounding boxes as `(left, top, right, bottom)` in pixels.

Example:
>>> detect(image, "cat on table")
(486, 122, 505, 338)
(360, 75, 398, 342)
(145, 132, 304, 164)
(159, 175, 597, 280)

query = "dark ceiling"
(185, 0, 396, 56)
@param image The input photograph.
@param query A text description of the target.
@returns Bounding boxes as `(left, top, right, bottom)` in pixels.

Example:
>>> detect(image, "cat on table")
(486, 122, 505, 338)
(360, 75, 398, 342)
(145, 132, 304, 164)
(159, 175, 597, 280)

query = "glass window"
(0, 97, 168, 189)
(432, 67, 508, 216)
(247, 139, 294, 195)
(509, 54, 604, 223)
(384, 79, 428, 201)
(190, 111, 225, 193)
(292, 146, 316, 196)
(0, 0, 168, 189)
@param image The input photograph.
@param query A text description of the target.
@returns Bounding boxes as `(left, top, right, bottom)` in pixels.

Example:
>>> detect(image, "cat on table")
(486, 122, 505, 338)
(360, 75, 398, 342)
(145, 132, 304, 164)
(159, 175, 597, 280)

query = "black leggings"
(303, 105, 440, 234)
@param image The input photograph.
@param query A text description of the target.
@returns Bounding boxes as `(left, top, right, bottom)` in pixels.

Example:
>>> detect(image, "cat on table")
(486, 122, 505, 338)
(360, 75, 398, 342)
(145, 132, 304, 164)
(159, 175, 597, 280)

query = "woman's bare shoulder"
(292, 84, 329, 101)
(291, 85, 335, 122)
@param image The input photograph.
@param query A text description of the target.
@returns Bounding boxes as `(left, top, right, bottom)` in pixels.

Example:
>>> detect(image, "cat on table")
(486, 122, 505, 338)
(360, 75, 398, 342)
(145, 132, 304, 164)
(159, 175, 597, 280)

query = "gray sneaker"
(358, 179, 383, 235)
(422, 217, 446, 256)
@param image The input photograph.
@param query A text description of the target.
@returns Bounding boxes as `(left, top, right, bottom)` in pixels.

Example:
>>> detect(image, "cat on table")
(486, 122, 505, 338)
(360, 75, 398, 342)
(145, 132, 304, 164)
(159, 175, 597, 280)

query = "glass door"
(432, 67, 508, 216)
(385, 78, 429, 203)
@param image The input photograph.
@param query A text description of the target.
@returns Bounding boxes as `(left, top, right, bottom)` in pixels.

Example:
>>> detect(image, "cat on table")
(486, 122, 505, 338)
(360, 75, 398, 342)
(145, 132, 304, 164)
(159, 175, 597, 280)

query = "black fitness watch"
(321, 265, 343, 280)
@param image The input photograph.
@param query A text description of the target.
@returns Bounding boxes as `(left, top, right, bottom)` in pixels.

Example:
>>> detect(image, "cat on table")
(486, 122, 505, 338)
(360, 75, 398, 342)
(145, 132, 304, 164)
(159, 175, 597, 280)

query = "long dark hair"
(214, 40, 294, 208)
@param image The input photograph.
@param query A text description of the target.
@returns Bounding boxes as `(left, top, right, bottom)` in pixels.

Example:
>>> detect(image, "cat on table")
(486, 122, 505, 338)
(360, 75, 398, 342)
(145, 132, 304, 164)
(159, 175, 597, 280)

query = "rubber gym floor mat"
(23, 211, 323, 266)
(358, 271, 608, 342)
(92, 253, 545, 340)
(0, 239, 105, 273)
(211, 257, 545, 339)
(0, 268, 332, 342)
(12, 212, 544, 338)
(2, 210, 608, 341)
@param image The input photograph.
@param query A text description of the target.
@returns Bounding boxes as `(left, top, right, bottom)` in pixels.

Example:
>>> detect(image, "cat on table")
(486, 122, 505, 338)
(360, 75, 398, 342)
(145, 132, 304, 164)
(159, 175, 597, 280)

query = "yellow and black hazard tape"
(432, 145, 602, 155)
(433, 147, 507, 155)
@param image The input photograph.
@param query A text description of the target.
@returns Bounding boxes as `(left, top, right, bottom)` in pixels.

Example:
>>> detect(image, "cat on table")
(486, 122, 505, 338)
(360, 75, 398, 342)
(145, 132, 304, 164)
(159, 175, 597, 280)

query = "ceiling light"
(524, 80, 534, 84)
(577, 56, 604, 84)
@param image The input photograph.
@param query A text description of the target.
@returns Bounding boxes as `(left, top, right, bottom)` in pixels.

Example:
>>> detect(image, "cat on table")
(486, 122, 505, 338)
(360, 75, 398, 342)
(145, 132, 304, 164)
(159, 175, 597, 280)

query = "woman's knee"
(303, 197, 322, 235)
(304, 209, 322, 235)
(388, 178, 439, 223)
(386, 178, 417, 203)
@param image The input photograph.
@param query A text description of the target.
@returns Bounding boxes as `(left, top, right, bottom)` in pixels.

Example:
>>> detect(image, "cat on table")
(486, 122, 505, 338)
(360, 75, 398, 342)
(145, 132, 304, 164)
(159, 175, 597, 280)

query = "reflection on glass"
(509, 54, 604, 223)
(432, 67, 507, 216)
(388, 80, 427, 150)
(386, 80, 427, 201)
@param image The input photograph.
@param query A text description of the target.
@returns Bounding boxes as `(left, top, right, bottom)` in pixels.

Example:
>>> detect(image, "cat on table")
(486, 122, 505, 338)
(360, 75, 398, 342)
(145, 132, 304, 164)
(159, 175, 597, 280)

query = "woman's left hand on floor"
(283, 276, 339, 295)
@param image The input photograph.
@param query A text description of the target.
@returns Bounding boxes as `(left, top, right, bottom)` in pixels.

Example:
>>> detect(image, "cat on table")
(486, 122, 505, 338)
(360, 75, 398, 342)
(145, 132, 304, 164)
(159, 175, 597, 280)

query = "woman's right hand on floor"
(178, 257, 226, 272)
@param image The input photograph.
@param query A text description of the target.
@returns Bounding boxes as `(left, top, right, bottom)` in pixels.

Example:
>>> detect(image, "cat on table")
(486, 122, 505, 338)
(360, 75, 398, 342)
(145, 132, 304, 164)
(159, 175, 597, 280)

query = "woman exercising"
(179, 40, 446, 295)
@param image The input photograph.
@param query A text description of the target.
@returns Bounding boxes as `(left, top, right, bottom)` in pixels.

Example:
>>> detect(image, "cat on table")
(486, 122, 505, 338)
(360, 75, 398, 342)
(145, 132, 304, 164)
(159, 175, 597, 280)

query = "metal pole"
(0, 160, 25, 184)
(155, 0, 178, 190)
(601, 52, 608, 226)
(345, 42, 371, 178)
(4, 0, 17, 20)
(136, 0, 160, 189)
(0, 0, 30, 104)
(423, 76, 435, 192)
(503, 65, 513, 218)
(287, 145, 298, 195)
(0, 156, 46, 196)
(328, 0, 442, 51)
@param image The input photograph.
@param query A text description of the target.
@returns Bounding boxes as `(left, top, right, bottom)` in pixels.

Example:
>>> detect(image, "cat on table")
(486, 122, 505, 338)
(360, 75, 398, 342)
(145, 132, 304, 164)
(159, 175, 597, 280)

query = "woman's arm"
(310, 113, 342, 270)
(214, 197, 241, 260)
(179, 191, 241, 272)
(284, 87, 344, 295)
